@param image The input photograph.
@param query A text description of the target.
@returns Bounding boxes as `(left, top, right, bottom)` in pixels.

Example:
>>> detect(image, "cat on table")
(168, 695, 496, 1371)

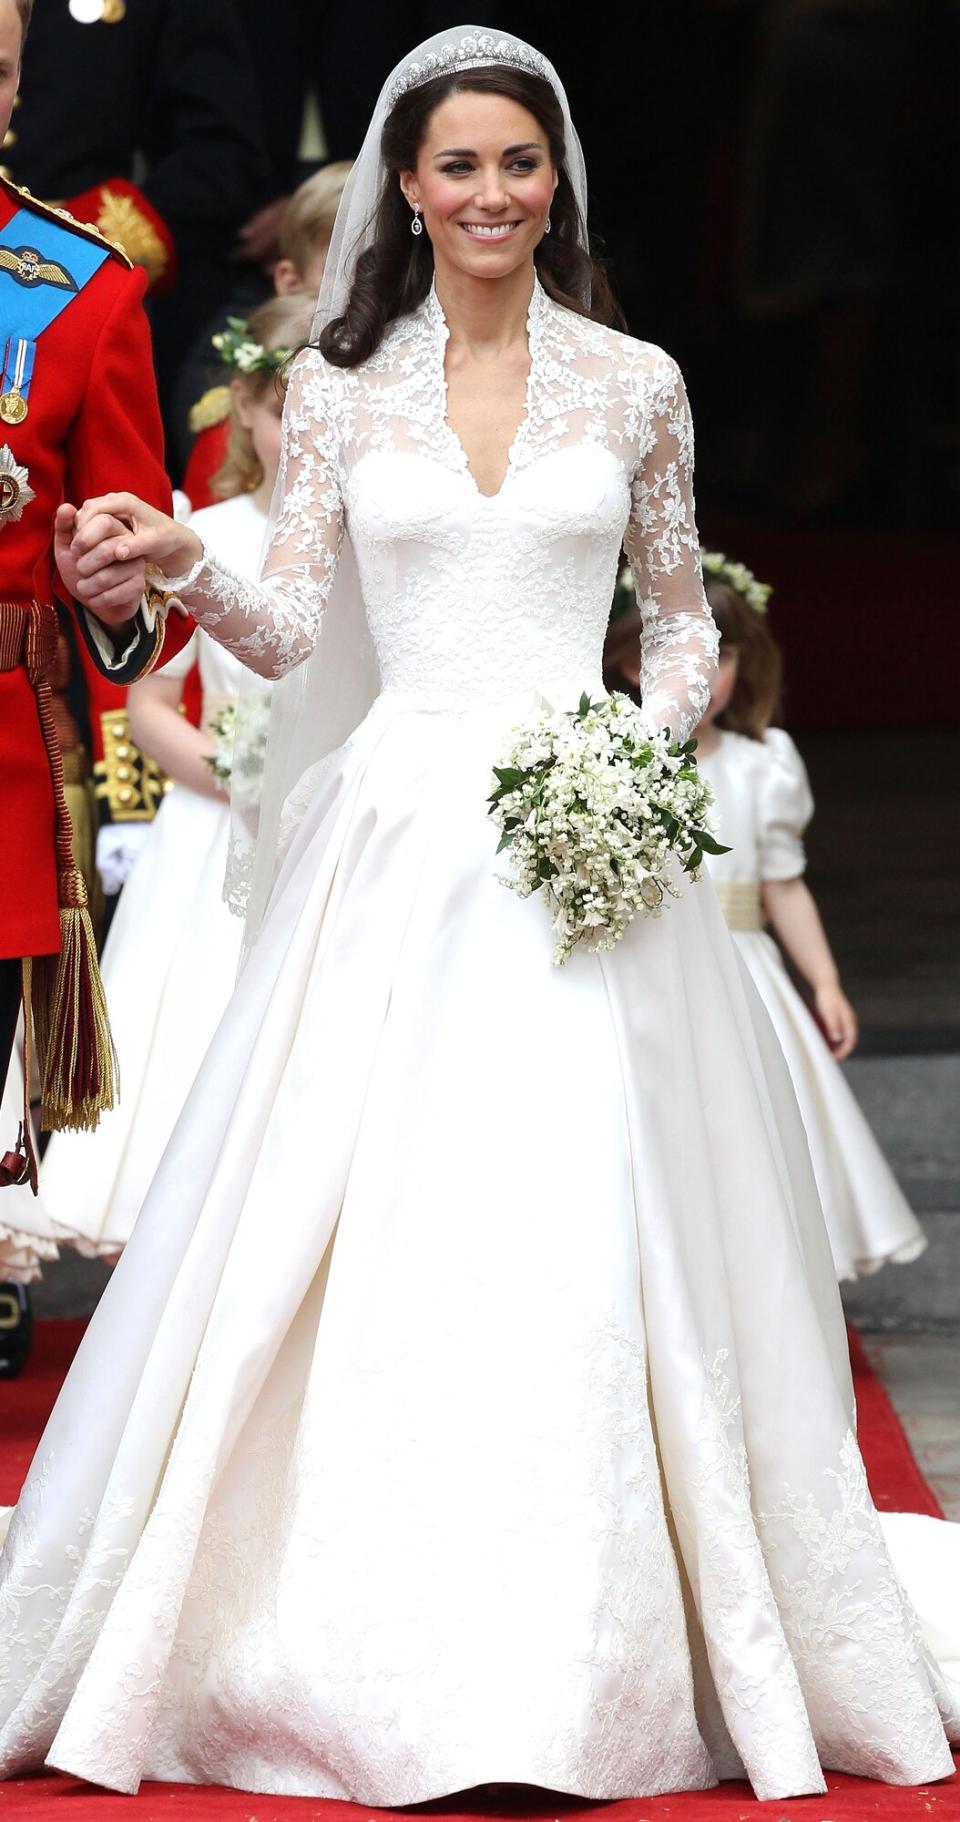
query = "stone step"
(842, 1211, 960, 1334)
(842, 1053, 959, 1211)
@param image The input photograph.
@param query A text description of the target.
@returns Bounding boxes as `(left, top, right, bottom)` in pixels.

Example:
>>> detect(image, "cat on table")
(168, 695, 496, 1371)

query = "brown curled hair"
(319, 66, 624, 368)
(705, 577, 782, 741)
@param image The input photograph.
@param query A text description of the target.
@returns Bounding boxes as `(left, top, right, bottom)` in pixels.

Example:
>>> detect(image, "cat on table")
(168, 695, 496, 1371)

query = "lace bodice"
(174, 279, 717, 740)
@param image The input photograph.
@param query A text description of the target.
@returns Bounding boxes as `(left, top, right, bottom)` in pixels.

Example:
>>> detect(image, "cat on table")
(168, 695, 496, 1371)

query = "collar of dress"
(421, 271, 549, 357)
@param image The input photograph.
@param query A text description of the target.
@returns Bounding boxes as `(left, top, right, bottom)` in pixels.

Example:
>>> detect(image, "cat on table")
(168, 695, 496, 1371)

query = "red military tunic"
(181, 415, 229, 513)
(0, 176, 194, 963)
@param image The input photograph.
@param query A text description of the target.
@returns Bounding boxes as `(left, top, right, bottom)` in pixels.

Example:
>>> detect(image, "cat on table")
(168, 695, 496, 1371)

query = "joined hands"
(55, 494, 204, 628)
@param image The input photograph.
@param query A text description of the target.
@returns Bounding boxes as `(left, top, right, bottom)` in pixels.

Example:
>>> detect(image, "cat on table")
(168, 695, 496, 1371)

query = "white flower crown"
(212, 317, 292, 379)
(700, 550, 772, 615)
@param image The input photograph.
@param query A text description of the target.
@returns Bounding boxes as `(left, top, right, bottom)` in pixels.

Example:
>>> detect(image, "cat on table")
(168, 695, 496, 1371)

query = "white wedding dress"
(698, 727, 927, 1281)
(0, 280, 957, 1804)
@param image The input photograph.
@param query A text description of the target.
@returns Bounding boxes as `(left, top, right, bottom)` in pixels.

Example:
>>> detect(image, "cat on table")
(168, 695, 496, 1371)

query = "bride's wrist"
(158, 527, 204, 579)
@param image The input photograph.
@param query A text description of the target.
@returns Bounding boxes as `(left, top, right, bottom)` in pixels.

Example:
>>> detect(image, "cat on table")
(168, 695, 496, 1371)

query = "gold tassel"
(30, 868, 118, 1133)
(20, 603, 120, 1136)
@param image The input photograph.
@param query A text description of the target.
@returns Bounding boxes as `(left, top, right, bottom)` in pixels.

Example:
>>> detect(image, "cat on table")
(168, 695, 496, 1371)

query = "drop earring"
(410, 204, 423, 237)
(544, 215, 551, 234)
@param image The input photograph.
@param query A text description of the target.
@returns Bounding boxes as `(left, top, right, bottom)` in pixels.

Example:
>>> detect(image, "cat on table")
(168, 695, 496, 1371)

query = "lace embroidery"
(171, 281, 717, 737)
(758, 1430, 956, 1781)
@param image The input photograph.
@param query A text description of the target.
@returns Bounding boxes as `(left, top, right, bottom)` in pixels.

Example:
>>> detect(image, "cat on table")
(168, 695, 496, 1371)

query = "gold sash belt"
(714, 878, 764, 932)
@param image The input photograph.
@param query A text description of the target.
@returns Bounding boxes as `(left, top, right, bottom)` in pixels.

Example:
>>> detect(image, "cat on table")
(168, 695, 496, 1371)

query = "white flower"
(700, 548, 772, 615)
(235, 341, 266, 372)
(488, 692, 723, 964)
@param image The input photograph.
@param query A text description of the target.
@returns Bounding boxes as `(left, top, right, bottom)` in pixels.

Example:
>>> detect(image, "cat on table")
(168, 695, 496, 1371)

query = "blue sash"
(0, 207, 109, 344)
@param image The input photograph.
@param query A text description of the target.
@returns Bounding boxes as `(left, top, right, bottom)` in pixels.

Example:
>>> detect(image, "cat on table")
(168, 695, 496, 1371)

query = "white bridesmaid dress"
(0, 496, 266, 1275)
(698, 727, 927, 1281)
(0, 280, 956, 1804)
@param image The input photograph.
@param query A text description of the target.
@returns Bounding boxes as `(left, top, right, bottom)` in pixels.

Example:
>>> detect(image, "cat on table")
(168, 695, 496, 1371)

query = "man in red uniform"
(0, 0, 193, 1191)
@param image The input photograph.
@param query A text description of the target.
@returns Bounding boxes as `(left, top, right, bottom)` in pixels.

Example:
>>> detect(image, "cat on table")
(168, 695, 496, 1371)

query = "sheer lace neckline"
(420, 273, 546, 501)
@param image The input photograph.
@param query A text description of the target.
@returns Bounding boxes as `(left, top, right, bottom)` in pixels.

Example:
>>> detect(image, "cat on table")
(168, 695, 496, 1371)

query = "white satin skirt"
(731, 929, 927, 1281)
(0, 695, 957, 1804)
(0, 781, 243, 1278)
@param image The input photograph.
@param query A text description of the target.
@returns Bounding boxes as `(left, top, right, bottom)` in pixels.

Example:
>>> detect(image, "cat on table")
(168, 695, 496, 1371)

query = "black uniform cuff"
(75, 600, 164, 685)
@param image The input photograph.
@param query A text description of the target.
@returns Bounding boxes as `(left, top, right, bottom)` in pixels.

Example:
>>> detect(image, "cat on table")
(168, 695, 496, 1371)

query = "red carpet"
(1, 1320, 956, 1820)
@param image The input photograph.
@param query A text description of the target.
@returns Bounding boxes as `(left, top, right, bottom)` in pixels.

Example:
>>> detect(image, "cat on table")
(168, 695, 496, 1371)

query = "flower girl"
(607, 554, 925, 1282)
(0, 295, 314, 1275)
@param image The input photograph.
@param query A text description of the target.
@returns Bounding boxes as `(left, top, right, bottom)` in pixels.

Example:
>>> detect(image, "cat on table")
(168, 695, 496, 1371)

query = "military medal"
(0, 388, 26, 425)
(0, 443, 34, 527)
(0, 337, 35, 423)
(68, 1, 126, 20)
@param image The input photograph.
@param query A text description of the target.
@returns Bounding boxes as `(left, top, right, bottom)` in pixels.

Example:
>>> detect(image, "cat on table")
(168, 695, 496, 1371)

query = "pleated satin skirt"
(0, 694, 956, 1803)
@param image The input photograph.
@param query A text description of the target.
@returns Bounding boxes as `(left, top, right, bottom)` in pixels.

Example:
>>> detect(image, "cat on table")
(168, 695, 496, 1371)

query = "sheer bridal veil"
(228, 25, 590, 949)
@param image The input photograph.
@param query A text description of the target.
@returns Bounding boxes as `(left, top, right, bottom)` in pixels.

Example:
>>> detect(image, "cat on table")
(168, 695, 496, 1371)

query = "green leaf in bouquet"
(692, 829, 731, 856)
(496, 830, 518, 853)
(492, 765, 526, 790)
(659, 810, 680, 841)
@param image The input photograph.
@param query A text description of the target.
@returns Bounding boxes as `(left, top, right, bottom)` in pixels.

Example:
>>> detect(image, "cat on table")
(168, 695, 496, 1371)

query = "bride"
(1, 23, 957, 1807)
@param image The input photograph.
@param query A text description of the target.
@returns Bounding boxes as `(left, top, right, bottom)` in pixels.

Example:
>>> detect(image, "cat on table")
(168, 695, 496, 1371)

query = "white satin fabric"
(699, 729, 927, 1281)
(1, 298, 958, 1804)
(0, 696, 957, 1802)
(0, 500, 264, 1274)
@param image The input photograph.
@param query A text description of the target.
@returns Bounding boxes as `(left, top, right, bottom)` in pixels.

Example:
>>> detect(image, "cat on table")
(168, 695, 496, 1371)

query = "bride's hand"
(60, 492, 204, 620)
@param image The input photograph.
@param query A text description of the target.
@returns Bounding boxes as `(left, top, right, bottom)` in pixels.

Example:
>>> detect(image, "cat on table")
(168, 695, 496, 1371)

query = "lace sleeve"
(171, 352, 343, 680)
(623, 352, 718, 742)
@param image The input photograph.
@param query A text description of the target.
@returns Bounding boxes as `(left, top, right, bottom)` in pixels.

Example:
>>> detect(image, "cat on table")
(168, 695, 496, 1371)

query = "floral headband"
(700, 550, 772, 615)
(211, 317, 292, 377)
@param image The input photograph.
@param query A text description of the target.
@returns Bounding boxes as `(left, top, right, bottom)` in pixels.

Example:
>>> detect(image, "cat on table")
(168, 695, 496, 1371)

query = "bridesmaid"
(0, 294, 313, 1273)
(605, 552, 928, 1282)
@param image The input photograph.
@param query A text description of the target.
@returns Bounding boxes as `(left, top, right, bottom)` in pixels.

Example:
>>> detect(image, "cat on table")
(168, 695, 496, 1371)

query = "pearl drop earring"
(411, 204, 423, 237)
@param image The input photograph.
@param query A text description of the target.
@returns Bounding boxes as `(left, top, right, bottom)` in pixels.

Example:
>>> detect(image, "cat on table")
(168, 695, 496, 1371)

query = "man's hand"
(61, 492, 204, 623)
(55, 502, 146, 625)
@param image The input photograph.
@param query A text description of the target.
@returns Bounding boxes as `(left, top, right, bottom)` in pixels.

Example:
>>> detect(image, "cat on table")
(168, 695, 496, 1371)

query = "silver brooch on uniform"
(0, 444, 34, 527)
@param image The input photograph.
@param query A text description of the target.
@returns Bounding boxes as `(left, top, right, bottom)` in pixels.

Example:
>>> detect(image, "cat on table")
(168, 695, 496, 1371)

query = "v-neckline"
(424, 276, 544, 502)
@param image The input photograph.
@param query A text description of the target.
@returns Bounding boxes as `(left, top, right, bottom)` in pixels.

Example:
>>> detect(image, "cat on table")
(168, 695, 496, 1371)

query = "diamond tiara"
(388, 33, 552, 107)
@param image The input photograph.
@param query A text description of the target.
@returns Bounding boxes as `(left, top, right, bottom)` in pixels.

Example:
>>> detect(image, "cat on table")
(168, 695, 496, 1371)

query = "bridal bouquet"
(204, 692, 272, 806)
(489, 693, 726, 964)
